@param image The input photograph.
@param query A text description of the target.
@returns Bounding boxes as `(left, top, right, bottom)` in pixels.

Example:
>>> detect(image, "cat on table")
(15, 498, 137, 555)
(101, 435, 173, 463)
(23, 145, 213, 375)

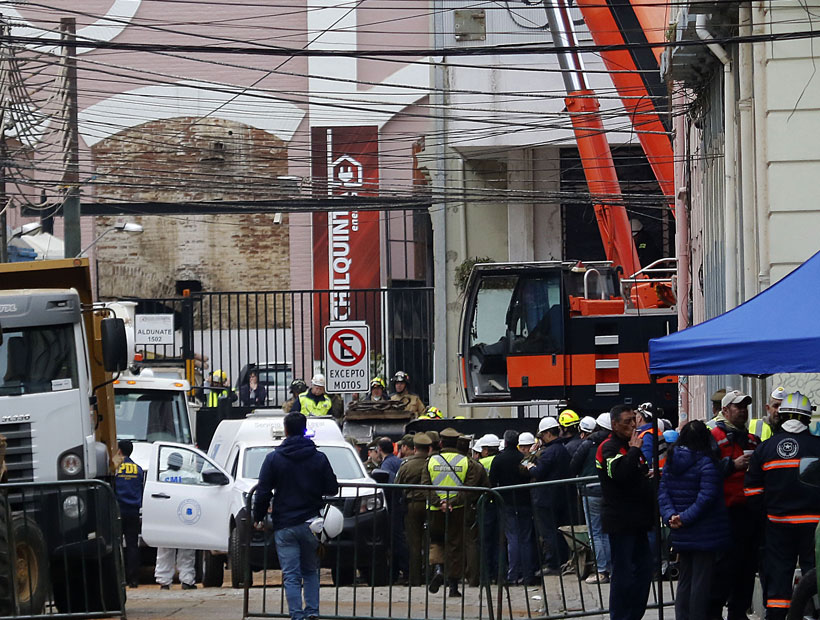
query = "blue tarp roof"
(649, 250, 820, 376)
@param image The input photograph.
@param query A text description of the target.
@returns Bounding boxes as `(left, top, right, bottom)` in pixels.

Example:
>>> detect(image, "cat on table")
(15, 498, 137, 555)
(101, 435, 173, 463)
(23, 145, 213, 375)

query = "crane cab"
(458, 261, 678, 416)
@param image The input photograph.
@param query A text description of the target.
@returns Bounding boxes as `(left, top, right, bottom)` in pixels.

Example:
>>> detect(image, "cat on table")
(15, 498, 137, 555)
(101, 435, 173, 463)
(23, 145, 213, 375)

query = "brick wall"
(90, 117, 291, 304)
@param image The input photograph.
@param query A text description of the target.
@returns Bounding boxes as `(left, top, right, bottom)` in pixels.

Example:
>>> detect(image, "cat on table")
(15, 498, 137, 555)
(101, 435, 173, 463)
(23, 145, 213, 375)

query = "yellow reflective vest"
(208, 389, 230, 407)
(298, 391, 332, 417)
(427, 452, 468, 509)
(748, 418, 773, 441)
(479, 454, 496, 474)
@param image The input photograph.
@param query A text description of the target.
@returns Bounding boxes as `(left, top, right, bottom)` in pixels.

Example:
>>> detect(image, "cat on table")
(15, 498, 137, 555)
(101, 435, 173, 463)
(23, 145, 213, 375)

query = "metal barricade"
(0, 479, 126, 619)
(240, 477, 676, 620)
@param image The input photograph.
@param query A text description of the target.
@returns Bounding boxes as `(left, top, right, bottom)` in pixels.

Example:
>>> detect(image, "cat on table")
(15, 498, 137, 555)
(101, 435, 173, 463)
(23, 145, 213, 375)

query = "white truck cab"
(114, 369, 195, 473)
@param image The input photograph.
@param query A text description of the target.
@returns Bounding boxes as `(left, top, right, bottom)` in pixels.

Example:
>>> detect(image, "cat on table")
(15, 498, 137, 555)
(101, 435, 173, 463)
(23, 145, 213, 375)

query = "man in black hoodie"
(596, 404, 653, 620)
(253, 413, 338, 620)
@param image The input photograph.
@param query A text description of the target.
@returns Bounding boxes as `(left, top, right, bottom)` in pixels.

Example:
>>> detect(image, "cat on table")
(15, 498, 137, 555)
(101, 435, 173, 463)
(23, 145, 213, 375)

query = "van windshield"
(243, 445, 364, 480)
(0, 324, 79, 396)
(115, 389, 192, 444)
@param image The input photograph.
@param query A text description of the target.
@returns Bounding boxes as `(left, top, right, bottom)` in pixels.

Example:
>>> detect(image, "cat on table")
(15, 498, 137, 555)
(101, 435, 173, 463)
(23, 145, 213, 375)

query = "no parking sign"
(324, 322, 370, 393)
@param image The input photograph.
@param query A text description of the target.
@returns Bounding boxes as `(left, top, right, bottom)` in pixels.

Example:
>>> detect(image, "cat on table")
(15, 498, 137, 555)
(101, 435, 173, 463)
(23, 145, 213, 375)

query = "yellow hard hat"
(425, 406, 443, 419)
(559, 409, 580, 428)
(212, 369, 227, 383)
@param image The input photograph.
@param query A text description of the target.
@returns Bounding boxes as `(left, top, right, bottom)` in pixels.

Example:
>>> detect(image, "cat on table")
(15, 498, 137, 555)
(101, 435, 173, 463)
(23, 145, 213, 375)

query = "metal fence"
(0, 480, 125, 619)
(240, 477, 675, 620)
(126, 287, 434, 404)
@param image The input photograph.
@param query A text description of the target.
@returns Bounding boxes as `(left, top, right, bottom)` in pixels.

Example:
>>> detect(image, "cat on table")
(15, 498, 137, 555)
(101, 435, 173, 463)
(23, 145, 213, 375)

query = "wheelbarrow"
(558, 525, 595, 579)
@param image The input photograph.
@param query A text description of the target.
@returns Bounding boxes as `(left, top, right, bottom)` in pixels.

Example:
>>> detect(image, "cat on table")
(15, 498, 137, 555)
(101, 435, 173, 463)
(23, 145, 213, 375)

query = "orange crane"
(457, 0, 677, 415)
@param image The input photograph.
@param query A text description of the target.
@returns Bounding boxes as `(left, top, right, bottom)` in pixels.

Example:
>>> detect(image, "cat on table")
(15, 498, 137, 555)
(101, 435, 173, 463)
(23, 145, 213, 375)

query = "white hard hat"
(771, 386, 787, 401)
(309, 504, 344, 543)
(538, 417, 560, 434)
(596, 412, 612, 431)
(311, 374, 326, 388)
(518, 432, 536, 446)
(780, 391, 813, 420)
(472, 437, 484, 452)
(479, 433, 501, 448)
(579, 416, 597, 433)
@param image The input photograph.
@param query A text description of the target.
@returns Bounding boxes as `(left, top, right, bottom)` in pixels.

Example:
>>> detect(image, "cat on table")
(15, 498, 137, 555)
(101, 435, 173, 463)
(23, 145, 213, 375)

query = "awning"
(649, 249, 820, 376)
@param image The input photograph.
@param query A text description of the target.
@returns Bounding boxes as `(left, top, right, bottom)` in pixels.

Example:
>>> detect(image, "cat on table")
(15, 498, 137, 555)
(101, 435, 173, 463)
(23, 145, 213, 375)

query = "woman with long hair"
(658, 420, 730, 620)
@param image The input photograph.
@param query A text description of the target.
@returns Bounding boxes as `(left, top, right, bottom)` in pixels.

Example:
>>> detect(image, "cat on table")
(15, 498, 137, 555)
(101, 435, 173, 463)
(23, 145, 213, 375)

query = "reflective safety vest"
(748, 418, 773, 441)
(479, 454, 496, 474)
(427, 452, 468, 509)
(208, 389, 229, 407)
(298, 391, 332, 416)
(637, 428, 668, 469)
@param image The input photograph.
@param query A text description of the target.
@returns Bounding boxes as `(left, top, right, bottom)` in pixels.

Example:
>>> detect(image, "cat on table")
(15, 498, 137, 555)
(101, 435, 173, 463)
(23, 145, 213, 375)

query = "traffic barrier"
(241, 476, 675, 620)
(0, 479, 126, 619)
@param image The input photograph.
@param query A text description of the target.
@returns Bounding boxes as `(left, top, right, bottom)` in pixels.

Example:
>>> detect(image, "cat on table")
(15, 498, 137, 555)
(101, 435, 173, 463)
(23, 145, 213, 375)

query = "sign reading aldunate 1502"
(135, 314, 175, 346)
(324, 321, 370, 393)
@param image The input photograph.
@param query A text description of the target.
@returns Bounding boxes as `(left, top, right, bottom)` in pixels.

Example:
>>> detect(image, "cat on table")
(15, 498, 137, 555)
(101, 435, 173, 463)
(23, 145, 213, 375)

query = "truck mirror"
(799, 458, 820, 487)
(100, 317, 128, 372)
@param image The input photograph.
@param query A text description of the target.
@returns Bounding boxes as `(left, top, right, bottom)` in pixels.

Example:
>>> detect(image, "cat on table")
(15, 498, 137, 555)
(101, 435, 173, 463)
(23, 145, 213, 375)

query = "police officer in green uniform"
(395, 432, 432, 586)
(422, 427, 484, 597)
(292, 374, 332, 416)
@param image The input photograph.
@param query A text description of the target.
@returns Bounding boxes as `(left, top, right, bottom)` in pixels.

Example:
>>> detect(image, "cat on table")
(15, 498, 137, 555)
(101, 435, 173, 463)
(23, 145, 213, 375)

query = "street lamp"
(75, 221, 144, 258)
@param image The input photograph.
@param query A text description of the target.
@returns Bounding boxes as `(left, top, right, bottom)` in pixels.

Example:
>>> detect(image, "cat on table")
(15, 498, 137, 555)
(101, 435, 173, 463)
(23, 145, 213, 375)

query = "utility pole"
(0, 17, 8, 263)
(61, 18, 81, 258)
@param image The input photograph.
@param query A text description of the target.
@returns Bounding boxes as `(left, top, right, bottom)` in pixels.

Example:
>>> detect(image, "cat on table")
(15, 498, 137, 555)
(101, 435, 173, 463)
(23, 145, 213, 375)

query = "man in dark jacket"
(528, 417, 570, 575)
(253, 413, 338, 620)
(114, 440, 143, 589)
(596, 404, 654, 620)
(490, 430, 537, 585)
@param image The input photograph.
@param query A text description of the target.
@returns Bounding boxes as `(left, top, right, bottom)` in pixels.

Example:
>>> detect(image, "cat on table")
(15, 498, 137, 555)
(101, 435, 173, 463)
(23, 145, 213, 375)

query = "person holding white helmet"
(292, 374, 332, 416)
(744, 391, 820, 620)
(253, 412, 338, 620)
(749, 385, 786, 441)
(526, 417, 570, 576)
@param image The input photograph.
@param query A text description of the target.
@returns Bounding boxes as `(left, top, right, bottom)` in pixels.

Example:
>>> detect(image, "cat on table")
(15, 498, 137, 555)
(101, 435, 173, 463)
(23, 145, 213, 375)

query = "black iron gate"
(122, 287, 434, 406)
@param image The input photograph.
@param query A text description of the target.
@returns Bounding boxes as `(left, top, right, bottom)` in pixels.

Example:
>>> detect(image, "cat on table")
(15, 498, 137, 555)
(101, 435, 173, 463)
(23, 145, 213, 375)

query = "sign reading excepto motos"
(324, 322, 370, 393)
(135, 314, 175, 346)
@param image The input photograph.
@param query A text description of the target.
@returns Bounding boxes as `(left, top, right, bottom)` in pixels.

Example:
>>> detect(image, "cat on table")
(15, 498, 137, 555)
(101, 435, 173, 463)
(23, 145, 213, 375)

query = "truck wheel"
(229, 528, 251, 589)
(201, 551, 224, 587)
(331, 565, 355, 587)
(11, 515, 49, 615)
(789, 568, 820, 620)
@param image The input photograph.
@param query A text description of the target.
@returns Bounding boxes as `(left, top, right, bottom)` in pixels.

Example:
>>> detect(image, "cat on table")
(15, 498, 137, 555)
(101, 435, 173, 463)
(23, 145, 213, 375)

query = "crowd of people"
(117, 371, 820, 620)
(352, 387, 820, 620)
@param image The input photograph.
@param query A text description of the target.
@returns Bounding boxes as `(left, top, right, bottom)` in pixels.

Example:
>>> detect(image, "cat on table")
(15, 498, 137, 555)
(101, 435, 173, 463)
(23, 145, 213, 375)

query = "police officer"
(390, 371, 426, 417)
(749, 386, 786, 441)
(282, 379, 307, 413)
(364, 441, 382, 473)
(292, 374, 332, 416)
(745, 391, 820, 619)
(396, 433, 434, 586)
(422, 427, 483, 597)
(114, 440, 143, 589)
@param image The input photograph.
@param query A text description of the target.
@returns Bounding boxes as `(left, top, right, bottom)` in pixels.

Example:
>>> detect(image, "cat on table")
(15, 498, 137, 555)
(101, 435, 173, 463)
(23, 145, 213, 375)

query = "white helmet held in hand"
(309, 504, 344, 543)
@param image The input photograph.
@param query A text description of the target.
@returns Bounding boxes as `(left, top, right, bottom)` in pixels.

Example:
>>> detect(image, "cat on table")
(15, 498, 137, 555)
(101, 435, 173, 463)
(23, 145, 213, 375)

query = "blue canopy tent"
(649, 250, 820, 376)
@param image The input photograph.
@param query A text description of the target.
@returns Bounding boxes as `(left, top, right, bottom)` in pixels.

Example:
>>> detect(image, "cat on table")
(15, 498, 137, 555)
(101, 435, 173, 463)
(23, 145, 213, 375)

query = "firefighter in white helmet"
(744, 391, 820, 619)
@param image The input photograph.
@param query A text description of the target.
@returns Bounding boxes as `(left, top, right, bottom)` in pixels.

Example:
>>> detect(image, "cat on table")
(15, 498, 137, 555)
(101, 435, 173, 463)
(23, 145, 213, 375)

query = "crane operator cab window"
(465, 272, 564, 398)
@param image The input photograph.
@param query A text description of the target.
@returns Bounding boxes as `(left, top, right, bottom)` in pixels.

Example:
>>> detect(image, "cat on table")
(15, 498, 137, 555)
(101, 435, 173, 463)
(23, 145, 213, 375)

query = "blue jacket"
(252, 434, 339, 530)
(380, 454, 402, 483)
(114, 457, 143, 516)
(658, 447, 730, 551)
